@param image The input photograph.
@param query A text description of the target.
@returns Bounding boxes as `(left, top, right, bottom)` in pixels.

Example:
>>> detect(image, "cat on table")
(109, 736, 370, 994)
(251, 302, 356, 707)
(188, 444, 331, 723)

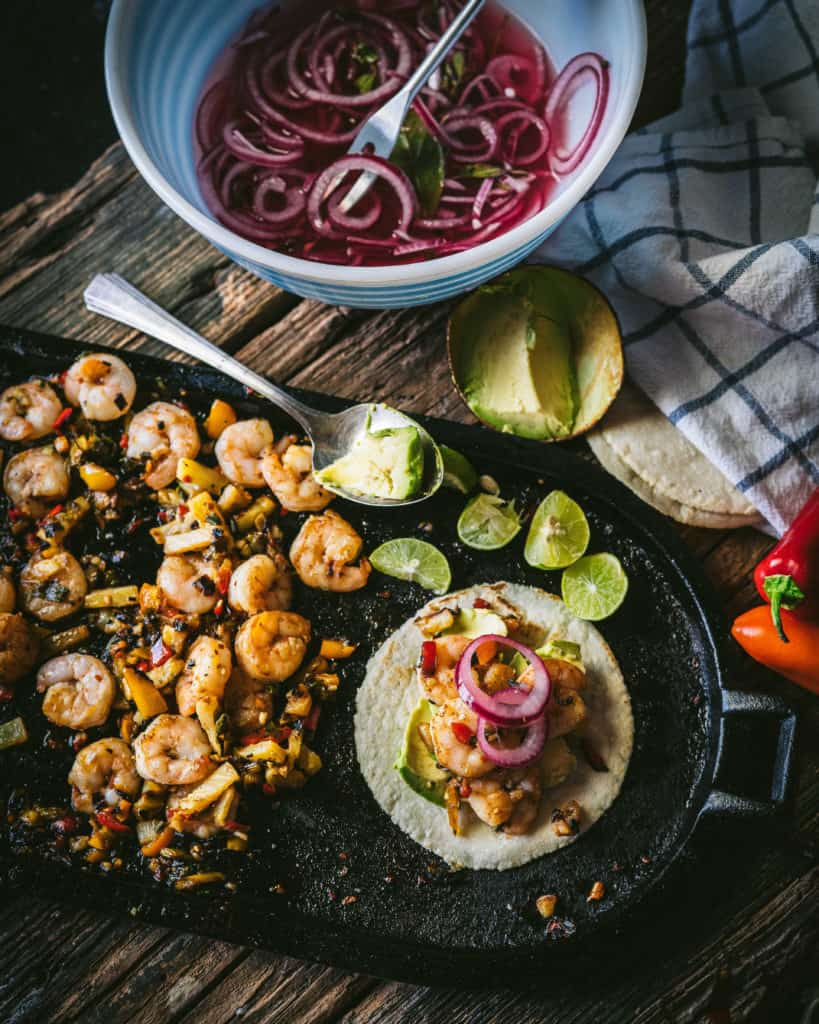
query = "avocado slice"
(441, 606, 508, 639)
(537, 639, 583, 671)
(315, 425, 424, 500)
(395, 698, 449, 806)
(448, 266, 623, 442)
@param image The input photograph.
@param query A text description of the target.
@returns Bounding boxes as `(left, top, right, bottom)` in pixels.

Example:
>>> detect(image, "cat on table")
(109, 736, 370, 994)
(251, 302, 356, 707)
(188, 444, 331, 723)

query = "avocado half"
(447, 266, 624, 442)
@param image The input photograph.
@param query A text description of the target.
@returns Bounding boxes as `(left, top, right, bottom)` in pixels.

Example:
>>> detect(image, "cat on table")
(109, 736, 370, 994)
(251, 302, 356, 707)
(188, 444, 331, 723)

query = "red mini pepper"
(420, 640, 437, 677)
(451, 721, 473, 745)
(754, 487, 819, 641)
(731, 606, 819, 695)
(95, 811, 131, 833)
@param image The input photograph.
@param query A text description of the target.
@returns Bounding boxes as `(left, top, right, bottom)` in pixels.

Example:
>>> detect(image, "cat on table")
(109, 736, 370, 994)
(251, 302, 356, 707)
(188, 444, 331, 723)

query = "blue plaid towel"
(537, 0, 819, 536)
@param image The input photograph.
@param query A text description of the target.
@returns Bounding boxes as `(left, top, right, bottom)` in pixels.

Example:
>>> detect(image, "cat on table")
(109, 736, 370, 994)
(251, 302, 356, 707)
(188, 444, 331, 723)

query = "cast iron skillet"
(0, 327, 796, 987)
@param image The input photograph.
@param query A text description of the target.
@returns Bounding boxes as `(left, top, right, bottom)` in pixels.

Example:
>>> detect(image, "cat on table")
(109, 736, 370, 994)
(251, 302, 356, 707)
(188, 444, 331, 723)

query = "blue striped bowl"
(105, 0, 645, 309)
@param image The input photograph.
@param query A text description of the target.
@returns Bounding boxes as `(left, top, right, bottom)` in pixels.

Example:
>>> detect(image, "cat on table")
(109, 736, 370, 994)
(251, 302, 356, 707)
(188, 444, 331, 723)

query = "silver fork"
(334, 0, 486, 214)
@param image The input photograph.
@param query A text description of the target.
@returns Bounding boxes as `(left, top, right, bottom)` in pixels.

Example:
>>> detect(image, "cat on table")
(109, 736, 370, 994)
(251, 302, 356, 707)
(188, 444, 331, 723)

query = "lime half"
(525, 490, 590, 569)
(457, 493, 521, 551)
(370, 538, 451, 594)
(561, 553, 628, 621)
(440, 445, 478, 494)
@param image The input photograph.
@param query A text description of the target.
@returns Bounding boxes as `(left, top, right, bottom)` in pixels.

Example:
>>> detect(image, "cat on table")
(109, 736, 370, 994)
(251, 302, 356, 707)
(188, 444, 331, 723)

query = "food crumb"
(587, 881, 605, 902)
(536, 894, 557, 919)
(341, 894, 358, 906)
(479, 474, 500, 495)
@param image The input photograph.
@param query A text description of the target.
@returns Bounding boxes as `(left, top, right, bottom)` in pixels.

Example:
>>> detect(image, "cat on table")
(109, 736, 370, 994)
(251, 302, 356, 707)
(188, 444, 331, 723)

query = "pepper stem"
(762, 574, 805, 643)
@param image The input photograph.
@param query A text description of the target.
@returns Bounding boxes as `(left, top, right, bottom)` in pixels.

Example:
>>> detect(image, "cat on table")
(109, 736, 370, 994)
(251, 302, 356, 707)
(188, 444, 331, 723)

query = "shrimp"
(157, 554, 220, 615)
(261, 442, 333, 512)
(19, 550, 87, 622)
(3, 446, 69, 518)
(547, 687, 587, 738)
(417, 634, 470, 705)
(63, 353, 137, 421)
(0, 570, 15, 613)
(133, 713, 213, 785)
(0, 612, 39, 685)
(37, 654, 115, 730)
(176, 635, 232, 716)
(429, 699, 495, 779)
(234, 610, 310, 682)
(289, 510, 371, 592)
(224, 668, 273, 735)
(0, 380, 63, 441)
(540, 657, 586, 692)
(228, 553, 292, 615)
(215, 418, 273, 487)
(68, 738, 140, 815)
(466, 766, 542, 835)
(126, 401, 200, 490)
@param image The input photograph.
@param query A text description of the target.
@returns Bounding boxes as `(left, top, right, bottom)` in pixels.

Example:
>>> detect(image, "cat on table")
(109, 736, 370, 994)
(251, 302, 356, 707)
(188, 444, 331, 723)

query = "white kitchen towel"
(536, 0, 819, 536)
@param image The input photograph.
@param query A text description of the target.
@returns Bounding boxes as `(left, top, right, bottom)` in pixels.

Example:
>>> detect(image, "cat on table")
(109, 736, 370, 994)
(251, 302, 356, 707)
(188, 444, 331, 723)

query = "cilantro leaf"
(390, 110, 445, 217)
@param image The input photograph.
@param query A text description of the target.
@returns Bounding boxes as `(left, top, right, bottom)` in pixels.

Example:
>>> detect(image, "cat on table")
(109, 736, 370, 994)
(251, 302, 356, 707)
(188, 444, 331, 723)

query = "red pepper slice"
(119, 432, 128, 450)
(95, 811, 131, 833)
(451, 721, 473, 745)
(225, 821, 252, 832)
(53, 407, 73, 431)
(473, 597, 489, 609)
(262, 783, 277, 797)
(8, 508, 23, 522)
(177, 504, 189, 517)
(459, 781, 472, 798)
(241, 730, 269, 746)
(421, 640, 437, 677)
(0, 686, 14, 702)
(136, 660, 151, 673)
(150, 638, 173, 669)
(52, 815, 79, 835)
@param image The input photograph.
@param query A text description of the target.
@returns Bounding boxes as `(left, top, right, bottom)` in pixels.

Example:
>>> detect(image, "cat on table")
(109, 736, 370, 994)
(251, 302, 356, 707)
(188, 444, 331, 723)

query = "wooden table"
(1, 3, 817, 1021)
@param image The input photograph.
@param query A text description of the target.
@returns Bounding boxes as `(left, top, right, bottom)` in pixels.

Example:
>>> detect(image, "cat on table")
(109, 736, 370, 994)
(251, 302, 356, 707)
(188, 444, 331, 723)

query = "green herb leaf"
(457, 163, 505, 179)
(355, 71, 377, 94)
(442, 50, 467, 96)
(390, 110, 445, 217)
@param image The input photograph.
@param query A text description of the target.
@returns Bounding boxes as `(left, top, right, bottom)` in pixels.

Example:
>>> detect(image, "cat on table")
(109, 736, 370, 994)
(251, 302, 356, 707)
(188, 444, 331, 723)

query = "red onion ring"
(476, 708, 548, 768)
(456, 635, 551, 726)
(252, 175, 306, 224)
(327, 188, 383, 231)
(307, 154, 417, 237)
(544, 52, 610, 175)
(442, 115, 498, 163)
(222, 123, 303, 167)
(496, 109, 551, 167)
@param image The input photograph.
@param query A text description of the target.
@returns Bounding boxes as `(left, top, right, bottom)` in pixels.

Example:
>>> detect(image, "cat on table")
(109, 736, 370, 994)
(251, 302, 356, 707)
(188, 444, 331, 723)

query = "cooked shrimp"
(467, 765, 542, 834)
(289, 510, 371, 592)
(68, 737, 140, 814)
(417, 634, 470, 704)
(126, 401, 200, 490)
(234, 610, 310, 683)
(3, 446, 69, 517)
(547, 687, 587, 738)
(429, 699, 495, 779)
(0, 380, 63, 441)
(19, 551, 87, 622)
(176, 635, 232, 716)
(215, 418, 273, 487)
(63, 353, 137, 421)
(540, 657, 586, 692)
(157, 554, 220, 615)
(133, 713, 213, 785)
(0, 570, 15, 613)
(228, 553, 292, 615)
(0, 612, 39, 685)
(37, 654, 115, 730)
(261, 442, 333, 512)
(224, 669, 273, 735)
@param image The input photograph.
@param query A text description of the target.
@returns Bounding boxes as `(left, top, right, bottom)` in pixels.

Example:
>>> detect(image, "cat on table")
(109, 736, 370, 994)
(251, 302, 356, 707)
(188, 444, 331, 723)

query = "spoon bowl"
(84, 273, 443, 507)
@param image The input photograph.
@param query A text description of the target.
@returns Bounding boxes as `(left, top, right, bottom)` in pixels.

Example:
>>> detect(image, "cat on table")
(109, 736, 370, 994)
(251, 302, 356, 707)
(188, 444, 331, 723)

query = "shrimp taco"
(354, 582, 633, 870)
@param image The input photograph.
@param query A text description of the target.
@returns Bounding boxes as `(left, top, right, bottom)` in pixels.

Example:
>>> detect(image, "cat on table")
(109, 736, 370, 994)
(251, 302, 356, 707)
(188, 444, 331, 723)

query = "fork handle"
(83, 273, 316, 433)
(400, 0, 486, 107)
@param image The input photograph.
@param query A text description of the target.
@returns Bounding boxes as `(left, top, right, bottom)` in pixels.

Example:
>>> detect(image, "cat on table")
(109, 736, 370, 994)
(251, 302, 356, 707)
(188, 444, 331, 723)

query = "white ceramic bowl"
(105, 0, 646, 308)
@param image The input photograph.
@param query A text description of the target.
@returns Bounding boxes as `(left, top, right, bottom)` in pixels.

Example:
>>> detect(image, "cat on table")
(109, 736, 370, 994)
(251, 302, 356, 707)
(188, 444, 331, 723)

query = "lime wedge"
(370, 538, 451, 594)
(524, 490, 590, 569)
(457, 493, 521, 550)
(440, 445, 478, 494)
(561, 553, 628, 621)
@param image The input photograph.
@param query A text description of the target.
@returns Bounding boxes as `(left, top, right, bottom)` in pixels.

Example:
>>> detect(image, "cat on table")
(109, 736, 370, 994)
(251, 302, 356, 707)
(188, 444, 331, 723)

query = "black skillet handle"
(699, 690, 797, 819)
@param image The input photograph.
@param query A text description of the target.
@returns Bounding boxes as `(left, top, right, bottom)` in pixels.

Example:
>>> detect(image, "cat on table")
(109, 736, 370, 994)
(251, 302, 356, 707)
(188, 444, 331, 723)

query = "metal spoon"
(83, 273, 443, 507)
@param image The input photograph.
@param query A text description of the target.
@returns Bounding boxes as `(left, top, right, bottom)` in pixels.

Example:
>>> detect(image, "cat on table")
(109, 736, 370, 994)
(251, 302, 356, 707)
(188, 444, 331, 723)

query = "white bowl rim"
(105, 0, 646, 288)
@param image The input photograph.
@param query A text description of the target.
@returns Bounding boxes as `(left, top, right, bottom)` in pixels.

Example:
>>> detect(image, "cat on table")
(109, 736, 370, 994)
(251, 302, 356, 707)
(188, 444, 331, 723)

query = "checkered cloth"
(536, 0, 819, 536)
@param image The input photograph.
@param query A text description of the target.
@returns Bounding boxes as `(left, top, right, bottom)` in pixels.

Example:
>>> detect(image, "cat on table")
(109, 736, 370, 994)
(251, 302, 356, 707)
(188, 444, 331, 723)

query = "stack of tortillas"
(586, 380, 765, 530)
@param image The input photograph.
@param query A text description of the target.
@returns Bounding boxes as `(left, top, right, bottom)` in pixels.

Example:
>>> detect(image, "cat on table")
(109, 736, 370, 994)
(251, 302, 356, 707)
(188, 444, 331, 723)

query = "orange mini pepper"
(731, 606, 819, 695)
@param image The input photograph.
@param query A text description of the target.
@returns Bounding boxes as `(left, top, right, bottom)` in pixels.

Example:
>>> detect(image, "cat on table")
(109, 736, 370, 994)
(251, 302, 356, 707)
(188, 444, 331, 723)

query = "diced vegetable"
(123, 668, 168, 718)
(84, 586, 139, 609)
(0, 717, 28, 750)
(196, 698, 223, 754)
(297, 745, 322, 777)
(236, 737, 288, 764)
(174, 763, 240, 817)
(79, 463, 117, 492)
(204, 399, 237, 439)
(319, 639, 357, 659)
(233, 496, 276, 533)
(176, 458, 228, 496)
(218, 484, 252, 514)
(164, 527, 221, 556)
(213, 785, 238, 828)
(175, 872, 226, 891)
(188, 490, 226, 526)
(41, 624, 91, 656)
